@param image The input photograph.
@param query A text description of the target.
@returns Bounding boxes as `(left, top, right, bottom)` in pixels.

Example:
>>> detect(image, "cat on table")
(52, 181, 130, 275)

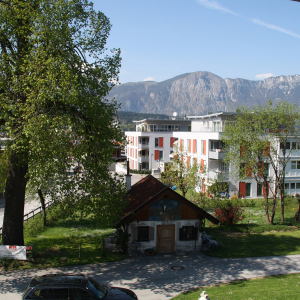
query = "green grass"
(172, 273, 300, 300)
(0, 204, 126, 271)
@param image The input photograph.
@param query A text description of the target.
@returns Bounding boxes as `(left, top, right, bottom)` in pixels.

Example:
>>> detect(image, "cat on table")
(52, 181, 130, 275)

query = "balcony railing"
(138, 142, 149, 149)
(138, 156, 149, 163)
(209, 149, 225, 160)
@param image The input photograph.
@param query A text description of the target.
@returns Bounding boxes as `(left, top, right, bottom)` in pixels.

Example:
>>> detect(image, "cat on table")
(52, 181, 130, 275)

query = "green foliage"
(112, 228, 131, 254)
(0, 0, 129, 244)
(0, 151, 9, 193)
(162, 145, 204, 197)
(129, 169, 151, 175)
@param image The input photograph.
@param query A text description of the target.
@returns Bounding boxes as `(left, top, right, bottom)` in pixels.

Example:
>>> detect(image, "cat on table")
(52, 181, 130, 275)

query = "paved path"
(1, 253, 300, 300)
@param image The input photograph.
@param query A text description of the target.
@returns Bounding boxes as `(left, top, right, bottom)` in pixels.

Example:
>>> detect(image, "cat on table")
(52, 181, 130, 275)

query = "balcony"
(208, 170, 229, 181)
(138, 142, 149, 149)
(209, 149, 224, 160)
(138, 156, 149, 163)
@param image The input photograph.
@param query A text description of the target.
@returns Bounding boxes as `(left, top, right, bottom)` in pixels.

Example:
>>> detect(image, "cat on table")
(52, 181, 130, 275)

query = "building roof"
(187, 112, 237, 120)
(117, 175, 219, 226)
(133, 118, 191, 124)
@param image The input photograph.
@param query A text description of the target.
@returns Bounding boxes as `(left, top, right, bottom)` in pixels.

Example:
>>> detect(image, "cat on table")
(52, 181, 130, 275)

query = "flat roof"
(187, 112, 237, 120)
(133, 118, 191, 124)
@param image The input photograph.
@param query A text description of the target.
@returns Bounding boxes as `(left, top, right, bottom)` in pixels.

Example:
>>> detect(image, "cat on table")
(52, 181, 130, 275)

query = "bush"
(112, 229, 131, 254)
(214, 200, 245, 225)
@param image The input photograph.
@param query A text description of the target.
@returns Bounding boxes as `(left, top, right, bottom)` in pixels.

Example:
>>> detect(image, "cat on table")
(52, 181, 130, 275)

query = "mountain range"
(107, 71, 300, 116)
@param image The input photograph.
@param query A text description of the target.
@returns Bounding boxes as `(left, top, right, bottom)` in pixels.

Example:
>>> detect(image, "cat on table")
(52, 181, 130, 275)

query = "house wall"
(128, 219, 202, 254)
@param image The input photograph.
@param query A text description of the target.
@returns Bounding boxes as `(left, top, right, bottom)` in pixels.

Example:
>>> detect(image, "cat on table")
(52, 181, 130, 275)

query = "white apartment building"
(125, 112, 300, 198)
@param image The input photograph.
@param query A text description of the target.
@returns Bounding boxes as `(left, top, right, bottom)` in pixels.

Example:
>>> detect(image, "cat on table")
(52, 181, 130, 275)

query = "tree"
(162, 144, 205, 198)
(222, 101, 300, 224)
(0, 0, 127, 245)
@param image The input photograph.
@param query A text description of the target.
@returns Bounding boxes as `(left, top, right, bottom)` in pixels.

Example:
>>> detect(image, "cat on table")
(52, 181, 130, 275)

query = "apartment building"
(125, 112, 300, 198)
(125, 118, 191, 174)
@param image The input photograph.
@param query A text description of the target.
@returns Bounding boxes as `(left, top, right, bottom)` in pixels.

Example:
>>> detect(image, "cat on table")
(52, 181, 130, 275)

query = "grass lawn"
(171, 273, 300, 300)
(0, 204, 126, 271)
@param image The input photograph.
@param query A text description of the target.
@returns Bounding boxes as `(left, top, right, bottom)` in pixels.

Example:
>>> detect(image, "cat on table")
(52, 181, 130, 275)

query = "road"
(1, 253, 300, 300)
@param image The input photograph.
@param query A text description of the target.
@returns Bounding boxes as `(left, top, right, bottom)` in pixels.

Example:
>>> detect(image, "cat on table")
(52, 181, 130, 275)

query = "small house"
(117, 175, 219, 254)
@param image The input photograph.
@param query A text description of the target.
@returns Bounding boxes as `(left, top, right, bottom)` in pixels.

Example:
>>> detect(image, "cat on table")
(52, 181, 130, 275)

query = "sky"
(94, 0, 300, 84)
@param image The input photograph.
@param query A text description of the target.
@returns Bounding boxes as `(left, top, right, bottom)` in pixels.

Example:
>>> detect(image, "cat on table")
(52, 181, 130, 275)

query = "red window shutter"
(201, 159, 204, 173)
(202, 178, 205, 193)
(240, 145, 247, 157)
(194, 157, 197, 167)
(239, 182, 246, 198)
(189, 139, 192, 153)
(264, 142, 270, 157)
(258, 162, 264, 177)
(246, 164, 252, 177)
(155, 150, 159, 160)
(170, 137, 175, 147)
(159, 137, 164, 147)
(193, 139, 196, 153)
(187, 156, 190, 168)
(203, 140, 206, 155)
(135, 149, 137, 159)
(180, 139, 183, 149)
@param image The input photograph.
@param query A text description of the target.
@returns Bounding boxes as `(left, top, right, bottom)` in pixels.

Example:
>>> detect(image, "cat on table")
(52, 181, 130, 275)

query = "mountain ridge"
(107, 71, 300, 116)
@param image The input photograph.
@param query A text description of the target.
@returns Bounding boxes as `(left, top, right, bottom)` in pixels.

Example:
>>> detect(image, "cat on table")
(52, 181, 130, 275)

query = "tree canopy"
(0, 0, 127, 245)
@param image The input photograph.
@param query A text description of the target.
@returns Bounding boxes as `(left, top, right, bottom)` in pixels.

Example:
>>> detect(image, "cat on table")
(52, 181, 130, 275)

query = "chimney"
(125, 159, 132, 190)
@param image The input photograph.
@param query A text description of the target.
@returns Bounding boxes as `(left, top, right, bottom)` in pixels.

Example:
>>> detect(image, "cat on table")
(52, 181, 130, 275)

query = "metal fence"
(0, 201, 54, 237)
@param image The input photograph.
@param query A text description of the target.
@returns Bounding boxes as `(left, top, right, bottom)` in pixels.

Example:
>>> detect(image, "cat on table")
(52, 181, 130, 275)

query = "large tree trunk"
(37, 189, 47, 227)
(2, 151, 28, 246)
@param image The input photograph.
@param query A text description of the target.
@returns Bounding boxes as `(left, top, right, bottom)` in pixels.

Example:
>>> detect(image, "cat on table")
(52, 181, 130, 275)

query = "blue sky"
(95, 0, 300, 84)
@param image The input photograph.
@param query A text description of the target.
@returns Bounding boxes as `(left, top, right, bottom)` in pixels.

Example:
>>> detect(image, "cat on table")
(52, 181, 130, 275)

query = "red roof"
(124, 175, 167, 214)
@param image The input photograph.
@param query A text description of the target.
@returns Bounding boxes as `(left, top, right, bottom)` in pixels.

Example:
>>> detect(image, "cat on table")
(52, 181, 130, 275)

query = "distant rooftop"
(133, 118, 191, 124)
(187, 112, 237, 119)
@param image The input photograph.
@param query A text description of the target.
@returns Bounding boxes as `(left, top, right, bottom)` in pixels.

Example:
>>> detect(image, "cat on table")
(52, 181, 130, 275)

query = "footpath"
(1, 252, 300, 300)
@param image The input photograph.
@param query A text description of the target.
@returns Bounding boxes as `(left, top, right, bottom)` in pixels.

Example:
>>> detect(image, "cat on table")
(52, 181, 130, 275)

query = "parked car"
(22, 274, 139, 300)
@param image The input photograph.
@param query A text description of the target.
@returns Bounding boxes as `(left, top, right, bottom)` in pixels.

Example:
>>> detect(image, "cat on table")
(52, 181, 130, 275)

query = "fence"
(0, 200, 54, 237)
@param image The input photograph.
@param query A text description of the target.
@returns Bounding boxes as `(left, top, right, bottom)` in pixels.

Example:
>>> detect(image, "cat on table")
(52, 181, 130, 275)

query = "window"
(137, 227, 149, 241)
(170, 150, 173, 161)
(292, 142, 297, 150)
(53, 288, 69, 300)
(31, 289, 49, 299)
(246, 183, 251, 197)
(214, 122, 221, 132)
(280, 142, 290, 150)
(148, 125, 157, 132)
(291, 183, 296, 189)
(187, 139, 190, 152)
(297, 183, 300, 189)
(188, 125, 191, 131)
(179, 226, 198, 241)
(285, 183, 289, 190)
(291, 161, 300, 169)
(264, 163, 269, 176)
(257, 183, 262, 196)
(72, 288, 95, 300)
(155, 138, 159, 147)
(159, 150, 163, 161)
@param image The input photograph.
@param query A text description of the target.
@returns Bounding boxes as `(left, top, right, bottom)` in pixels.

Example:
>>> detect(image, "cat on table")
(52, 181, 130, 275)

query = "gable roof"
(118, 175, 219, 226)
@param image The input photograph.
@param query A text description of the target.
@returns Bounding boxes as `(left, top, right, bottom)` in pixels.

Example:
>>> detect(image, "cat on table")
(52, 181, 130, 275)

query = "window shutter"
(179, 228, 183, 241)
(264, 142, 270, 156)
(240, 145, 247, 157)
(192, 227, 198, 240)
(133, 228, 138, 241)
(245, 164, 252, 177)
(155, 150, 159, 160)
(239, 182, 246, 198)
(202, 178, 205, 193)
(193, 139, 196, 153)
(149, 227, 154, 241)
(159, 137, 164, 147)
(203, 140, 206, 155)
(189, 139, 192, 153)
(170, 137, 175, 147)
(201, 159, 204, 173)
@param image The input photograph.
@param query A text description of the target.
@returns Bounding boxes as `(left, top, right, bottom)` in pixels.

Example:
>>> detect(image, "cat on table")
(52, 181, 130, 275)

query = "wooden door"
(157, 225, 175, 253)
